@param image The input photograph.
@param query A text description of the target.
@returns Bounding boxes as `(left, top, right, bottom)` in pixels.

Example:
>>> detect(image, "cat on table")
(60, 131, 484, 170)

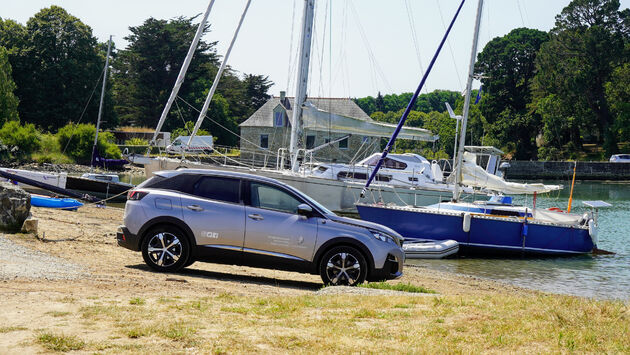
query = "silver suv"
(117, 169, 404, 286)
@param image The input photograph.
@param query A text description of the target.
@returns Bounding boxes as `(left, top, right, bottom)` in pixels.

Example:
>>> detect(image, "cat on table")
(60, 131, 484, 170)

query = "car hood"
(326, 214, 405, 244)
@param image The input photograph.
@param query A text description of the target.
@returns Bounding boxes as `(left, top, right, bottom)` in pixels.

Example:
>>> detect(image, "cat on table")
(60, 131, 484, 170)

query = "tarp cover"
(450, 152, 562, 194)
(301, 102, 437, 142)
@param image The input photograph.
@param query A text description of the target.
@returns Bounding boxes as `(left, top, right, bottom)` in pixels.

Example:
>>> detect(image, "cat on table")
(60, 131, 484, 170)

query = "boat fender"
(462, 213, 471, 233)
(588, 219, 598, 245)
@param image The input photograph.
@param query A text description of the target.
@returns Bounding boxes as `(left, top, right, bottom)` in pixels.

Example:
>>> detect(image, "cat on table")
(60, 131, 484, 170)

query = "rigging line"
(286, 0, 299, 91)
(328, 0, 332, 139)
(62, 64, 106, 155)
(435, 0, 464, 91)
(316, 0, 330, 99)
(515, 0, 526, 27)
(348, 0, 393, 92)
(404, 0, 429, 95)
(331, 2, 350, 93)
(176, 96, 279, 156)
(173, 100, 191, 134)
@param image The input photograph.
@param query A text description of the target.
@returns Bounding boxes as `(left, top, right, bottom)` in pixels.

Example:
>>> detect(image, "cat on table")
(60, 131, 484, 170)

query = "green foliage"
(31, 132, 73, 164)
(0, 46, 19, 124)
(172, 121, 211, 140)
(606, 63, 630, 142)
(0, 120, 40, 161)
(56, 123, 121, 164)
(355, 90, 460, 116)
(0, 7, 117, 131)
(533, 0, 629, 157)
(125, 137, 149, 146)
(36, 332, 85, 352)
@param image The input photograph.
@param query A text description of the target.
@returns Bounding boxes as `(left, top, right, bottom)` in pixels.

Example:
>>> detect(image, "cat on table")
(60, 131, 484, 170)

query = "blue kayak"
(31, 194, 83, 210)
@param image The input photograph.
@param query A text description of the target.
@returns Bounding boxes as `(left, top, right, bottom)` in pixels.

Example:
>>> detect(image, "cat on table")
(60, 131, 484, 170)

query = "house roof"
(240, 97, 371, 127)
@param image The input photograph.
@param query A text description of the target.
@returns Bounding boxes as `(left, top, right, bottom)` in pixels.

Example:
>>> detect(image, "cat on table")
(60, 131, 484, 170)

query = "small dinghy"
(30, 194, 83, 210)
(403, 239, 459, 259)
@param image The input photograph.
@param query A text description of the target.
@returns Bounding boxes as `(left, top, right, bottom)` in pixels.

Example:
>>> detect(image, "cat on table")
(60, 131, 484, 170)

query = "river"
(406, 180, 630, 300)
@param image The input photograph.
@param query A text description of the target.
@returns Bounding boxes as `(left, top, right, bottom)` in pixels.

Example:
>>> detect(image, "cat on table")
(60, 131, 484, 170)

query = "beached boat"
(31, 194, 83, 210)
(355, 0, 611, 256)
(403, 239, 459, 259)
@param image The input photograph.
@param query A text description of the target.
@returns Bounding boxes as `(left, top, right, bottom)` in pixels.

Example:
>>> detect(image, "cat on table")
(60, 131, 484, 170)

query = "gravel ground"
(0, 234, 88, 280)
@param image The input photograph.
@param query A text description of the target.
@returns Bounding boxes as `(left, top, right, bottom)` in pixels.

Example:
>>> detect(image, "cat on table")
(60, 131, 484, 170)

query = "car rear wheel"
(319, 246, 367, 286)
(141, 226, 190, 272)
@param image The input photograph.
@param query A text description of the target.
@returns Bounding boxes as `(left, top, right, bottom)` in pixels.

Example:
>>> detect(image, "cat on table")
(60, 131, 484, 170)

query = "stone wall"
(504, 161, 630, 180)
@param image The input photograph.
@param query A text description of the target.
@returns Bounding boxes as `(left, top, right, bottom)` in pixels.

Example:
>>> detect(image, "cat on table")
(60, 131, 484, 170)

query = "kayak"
(30, 194, 83, 210)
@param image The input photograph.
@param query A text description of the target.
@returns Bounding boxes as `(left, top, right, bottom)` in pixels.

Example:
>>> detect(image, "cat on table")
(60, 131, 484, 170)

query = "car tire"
(319, 246, 368, 286)
(141, 225, 190, 272)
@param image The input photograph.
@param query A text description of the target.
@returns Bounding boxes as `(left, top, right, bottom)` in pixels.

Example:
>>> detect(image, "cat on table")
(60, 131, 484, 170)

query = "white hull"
(403, 239, 459, 259)
(140, 157, 474, 213)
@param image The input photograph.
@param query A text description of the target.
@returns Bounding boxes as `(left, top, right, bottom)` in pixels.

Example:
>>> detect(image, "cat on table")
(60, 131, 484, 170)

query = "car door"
(244, 181, 318, 261)
(180, 176, 245, 249)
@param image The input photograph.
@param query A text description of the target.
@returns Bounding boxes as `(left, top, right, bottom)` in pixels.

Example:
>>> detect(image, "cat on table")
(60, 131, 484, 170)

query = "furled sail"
(450, 152, 562, 194)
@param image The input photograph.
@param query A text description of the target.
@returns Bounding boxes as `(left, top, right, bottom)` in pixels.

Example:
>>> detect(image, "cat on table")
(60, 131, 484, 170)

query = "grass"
(359, 281, 437, 294)
(63, 291, 629, 353)
(0, 326, 27, 333)
(36, 332, 85, 352)
(129, 297, 145, 305)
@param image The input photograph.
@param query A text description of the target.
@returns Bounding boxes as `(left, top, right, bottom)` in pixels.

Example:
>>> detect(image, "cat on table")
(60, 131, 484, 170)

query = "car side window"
(193, 176, 240, 203)
(250, 182, 302, 214)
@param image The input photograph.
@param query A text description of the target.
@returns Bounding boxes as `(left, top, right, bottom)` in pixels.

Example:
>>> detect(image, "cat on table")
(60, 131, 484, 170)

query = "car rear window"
(143, 173, 199, 194)
(192, 176, 240, 203)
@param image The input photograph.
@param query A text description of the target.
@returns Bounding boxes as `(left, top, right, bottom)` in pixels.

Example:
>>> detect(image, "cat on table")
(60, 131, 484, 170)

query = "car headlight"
(369, 229, 397, 244)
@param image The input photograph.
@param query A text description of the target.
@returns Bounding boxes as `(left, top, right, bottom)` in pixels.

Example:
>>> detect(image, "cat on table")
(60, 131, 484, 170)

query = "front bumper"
(368, 250, 404, 281)
(116, 226, 141, 251)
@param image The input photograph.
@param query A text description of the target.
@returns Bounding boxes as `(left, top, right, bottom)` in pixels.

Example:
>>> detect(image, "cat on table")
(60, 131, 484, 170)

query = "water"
(407, 180, 630, 300)
(113, 172, 629, 299)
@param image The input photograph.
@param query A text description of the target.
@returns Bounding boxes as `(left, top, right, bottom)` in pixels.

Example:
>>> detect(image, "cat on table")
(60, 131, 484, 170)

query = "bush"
(31, 133, 73, 164)
(0, 120, 40, 161)
(56, 123, 121, 164)
(125, 137, 149, 146)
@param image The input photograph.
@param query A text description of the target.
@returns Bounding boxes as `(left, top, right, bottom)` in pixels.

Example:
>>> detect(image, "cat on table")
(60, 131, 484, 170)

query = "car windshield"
(285, 184, 335, 216)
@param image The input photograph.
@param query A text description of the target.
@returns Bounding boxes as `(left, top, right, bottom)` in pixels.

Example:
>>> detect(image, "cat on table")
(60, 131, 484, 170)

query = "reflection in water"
(409, 181, 630, 300)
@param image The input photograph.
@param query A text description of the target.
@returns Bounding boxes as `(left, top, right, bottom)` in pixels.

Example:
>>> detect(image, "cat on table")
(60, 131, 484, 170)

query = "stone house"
(239, 92, 436, 165)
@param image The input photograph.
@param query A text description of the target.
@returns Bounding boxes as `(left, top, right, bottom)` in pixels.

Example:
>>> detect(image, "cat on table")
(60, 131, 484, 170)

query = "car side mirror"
(297, 203, 313, 217)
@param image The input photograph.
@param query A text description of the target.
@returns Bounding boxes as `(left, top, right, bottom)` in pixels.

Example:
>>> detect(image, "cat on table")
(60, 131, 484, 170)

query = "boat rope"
(435, 0, 464, 92)
(404, 0, 429, 95)
(61, 64, 106, 156)
(286, 0, 299, 93)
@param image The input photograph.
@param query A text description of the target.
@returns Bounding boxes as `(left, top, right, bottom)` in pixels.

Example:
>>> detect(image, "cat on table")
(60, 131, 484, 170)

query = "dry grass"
(116, 126, 155, 133)
(42, 291, 626, 354)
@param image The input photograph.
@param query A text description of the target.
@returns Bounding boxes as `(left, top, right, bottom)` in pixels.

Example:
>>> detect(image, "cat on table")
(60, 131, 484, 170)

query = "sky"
(3, 0, 630, 99)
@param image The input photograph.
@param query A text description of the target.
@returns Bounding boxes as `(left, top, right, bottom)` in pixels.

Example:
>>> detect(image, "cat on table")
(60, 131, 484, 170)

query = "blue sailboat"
(355, 0, 611, 256)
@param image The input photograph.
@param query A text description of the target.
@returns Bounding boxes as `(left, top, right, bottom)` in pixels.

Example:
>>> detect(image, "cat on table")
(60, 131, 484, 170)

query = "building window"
(260, 134, 269, 149)
(274, 111, 284, 127)
(339, 137, 348, 150)
(324, 138, 331, 144)
(306, 135, 315, 149)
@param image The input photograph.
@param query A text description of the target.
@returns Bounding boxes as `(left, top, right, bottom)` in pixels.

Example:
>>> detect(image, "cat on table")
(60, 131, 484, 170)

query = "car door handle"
(248, 214, 264, 221)
(187, 205, 204, 212)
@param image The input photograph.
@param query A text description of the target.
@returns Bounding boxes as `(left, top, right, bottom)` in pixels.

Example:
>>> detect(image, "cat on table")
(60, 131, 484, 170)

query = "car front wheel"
(319, 246, 368, 286)
(141, 226, 190, 272)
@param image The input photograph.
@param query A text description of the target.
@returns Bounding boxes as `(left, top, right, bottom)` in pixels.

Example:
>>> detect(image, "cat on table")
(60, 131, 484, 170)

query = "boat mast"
(148, 0, 216, 152)
(91, 35, 112, 171)
(187, 0, 252, 149)
(452, 0, 484, 201)
(289, 0, 316, 172)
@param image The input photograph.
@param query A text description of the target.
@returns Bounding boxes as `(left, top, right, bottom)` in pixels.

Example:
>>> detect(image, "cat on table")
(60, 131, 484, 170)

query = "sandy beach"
(0, 206, 627, 353)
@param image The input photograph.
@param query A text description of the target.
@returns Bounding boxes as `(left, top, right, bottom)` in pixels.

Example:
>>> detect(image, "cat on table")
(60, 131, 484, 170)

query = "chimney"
(280, 91, 286, 102)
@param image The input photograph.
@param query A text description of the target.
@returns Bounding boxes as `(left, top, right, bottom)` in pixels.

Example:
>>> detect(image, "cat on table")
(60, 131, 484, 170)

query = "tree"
(113, 16, 219, 129)
(241, 74, 272, 122)
(474, 28, 549, 159)
(533, 0, 629, 156)
(0, 46, 19, 124)
(1, 7, 117, 131)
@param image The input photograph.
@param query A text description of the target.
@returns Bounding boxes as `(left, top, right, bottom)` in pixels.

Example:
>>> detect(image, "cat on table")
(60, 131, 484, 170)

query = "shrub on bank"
(0, 120, 40, 161)
(125, 137, 149, 146)
(31, 133, 73, 164)
(56, 123, 121, 164)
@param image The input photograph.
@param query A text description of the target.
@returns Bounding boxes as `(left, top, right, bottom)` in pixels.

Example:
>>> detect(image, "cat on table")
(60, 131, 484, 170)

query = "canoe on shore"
(30, 194, 83, 210)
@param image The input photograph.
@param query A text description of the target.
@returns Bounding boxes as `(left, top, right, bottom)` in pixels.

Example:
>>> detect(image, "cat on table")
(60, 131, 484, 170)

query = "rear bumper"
(368, 251, 404, 281)
(116, 226, 141, 251)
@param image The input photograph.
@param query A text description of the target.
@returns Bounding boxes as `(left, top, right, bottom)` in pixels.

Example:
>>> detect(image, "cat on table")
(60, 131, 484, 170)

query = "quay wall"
(504, 161, 630, 180)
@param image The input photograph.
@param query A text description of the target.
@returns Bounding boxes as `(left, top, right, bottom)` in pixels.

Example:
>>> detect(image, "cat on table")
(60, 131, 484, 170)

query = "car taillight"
(127, 190, 149, 200)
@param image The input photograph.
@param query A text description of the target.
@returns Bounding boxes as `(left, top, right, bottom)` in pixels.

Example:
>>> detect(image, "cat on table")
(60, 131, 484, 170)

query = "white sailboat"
(130, 0, 479, 213)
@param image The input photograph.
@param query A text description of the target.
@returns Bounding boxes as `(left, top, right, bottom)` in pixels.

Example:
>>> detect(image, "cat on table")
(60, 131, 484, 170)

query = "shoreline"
(0, 205, 628, 353)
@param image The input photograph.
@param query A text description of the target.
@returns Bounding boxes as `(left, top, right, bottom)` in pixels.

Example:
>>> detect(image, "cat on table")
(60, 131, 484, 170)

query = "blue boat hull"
(356, 204, 594, 255)
(31, 195, 83, 210)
